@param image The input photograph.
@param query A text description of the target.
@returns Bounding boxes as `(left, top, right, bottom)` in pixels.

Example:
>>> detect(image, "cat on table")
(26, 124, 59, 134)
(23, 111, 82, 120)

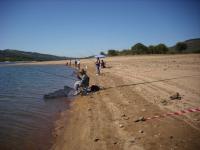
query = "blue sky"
(1, 0, 200, 57)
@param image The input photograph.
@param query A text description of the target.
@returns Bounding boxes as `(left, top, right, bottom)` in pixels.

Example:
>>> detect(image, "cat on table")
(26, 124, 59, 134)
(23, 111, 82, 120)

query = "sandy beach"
(1, 0, 199, 149)
(48, 54, 200, 150)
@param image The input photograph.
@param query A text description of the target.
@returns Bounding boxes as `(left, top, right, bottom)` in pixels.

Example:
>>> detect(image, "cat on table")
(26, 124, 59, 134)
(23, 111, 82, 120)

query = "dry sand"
(50, 54, 200, 150)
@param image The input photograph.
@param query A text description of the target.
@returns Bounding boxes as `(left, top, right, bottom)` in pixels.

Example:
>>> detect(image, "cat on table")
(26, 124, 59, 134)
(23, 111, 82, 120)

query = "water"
(0, 64, 76, 150)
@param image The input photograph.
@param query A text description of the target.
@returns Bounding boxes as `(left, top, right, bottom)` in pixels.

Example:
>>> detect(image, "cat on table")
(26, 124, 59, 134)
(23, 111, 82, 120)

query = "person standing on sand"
(95, 57, 101, 75)
(69, 59, 72, 66)
(77, 59, 81, 70)
(100, 59, 105, 68)
(74, 59, 77, 67)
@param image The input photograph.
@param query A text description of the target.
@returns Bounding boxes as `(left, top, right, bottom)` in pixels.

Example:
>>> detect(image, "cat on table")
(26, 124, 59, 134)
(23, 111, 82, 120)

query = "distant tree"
(148, 45, 155, 54)
(100, 51, 106, 55)
(154, 44, 169, 54)
(175, 42, 187, 52)
(107, 50, 119, 56)
(120, 49, 131, 55)
(131, 43, 149, 54)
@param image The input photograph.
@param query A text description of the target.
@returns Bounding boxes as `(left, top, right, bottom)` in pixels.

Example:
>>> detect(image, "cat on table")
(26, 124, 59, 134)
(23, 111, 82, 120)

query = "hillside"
(0, 49, 67, 62)
(170, 38, 200, 53)
(184, 38, 200, 52)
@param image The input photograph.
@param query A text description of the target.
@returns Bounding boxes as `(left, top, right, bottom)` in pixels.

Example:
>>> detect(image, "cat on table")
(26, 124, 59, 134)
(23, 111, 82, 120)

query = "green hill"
(0, 49, 67, 62)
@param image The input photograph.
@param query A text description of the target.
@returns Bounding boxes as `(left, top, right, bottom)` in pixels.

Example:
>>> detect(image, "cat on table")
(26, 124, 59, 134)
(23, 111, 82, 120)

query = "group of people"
(66, 59, 81, 70)
(95, 57, 106, 75)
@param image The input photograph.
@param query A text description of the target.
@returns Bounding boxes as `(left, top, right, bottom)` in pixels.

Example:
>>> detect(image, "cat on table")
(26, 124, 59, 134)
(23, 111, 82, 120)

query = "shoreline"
(51, 54, 200, 150)
(0, 53, 198, 66)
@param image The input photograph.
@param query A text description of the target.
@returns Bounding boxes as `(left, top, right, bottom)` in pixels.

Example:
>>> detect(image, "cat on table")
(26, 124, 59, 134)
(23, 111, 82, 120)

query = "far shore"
(0, 60, 67, 66)
(50, 54, 200, 150)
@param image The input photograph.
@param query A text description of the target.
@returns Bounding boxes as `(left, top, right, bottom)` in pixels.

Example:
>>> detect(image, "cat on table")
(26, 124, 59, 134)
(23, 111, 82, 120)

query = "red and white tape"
(145, 107, 200, 121)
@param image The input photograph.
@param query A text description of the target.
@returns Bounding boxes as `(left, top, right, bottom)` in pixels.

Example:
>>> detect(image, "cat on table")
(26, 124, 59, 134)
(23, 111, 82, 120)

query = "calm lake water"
(0, 64, 76, 150)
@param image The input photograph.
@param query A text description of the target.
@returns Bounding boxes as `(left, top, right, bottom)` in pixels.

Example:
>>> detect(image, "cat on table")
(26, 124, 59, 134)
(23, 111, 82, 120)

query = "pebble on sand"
(119, 124, 124, 128)
(139, 130, 144, 133)
(134, 116, 146, 122)
(94, 138, 100, 142)
(121, 114, 126, 117)
(113, 141, 118, 145)
(124, 117, 129, 120)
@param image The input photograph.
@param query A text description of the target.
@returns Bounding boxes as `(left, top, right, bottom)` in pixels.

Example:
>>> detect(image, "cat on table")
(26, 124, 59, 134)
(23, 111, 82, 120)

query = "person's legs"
(98, 66, 100, 74)
(96, 66, 100, 75)
(74, 81, 81, 95)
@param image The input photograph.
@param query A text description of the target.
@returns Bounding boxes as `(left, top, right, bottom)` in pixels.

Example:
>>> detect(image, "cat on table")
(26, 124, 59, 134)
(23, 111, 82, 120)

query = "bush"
(148, 45, 155, 54)
(154, 44, 169, 54)
(175, 42, 187, 52)
(120, 49, 131, 55)
(131, 43, 149, 54)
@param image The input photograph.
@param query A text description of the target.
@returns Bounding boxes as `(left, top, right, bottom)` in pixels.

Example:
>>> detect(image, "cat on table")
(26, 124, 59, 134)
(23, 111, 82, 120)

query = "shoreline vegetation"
(103, 38, 200, 56)
(1, 38, 200, 62)
(51, 54, 200, 150)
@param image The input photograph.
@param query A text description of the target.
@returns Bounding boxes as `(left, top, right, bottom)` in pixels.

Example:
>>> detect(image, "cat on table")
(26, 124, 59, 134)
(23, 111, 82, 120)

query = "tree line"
(101, 42, 191, 56)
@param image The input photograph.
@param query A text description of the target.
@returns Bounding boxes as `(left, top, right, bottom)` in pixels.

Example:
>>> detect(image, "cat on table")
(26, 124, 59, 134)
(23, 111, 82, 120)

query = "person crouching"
(73, 69, 90, 95)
